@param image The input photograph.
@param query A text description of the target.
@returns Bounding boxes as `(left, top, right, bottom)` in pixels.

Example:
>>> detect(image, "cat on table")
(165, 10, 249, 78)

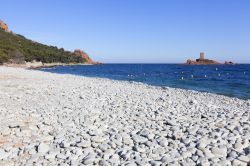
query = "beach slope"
(0, 66, 249, 165)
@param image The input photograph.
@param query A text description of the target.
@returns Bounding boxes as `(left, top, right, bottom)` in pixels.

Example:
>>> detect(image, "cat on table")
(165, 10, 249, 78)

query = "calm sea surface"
(39, 64, 250, 99)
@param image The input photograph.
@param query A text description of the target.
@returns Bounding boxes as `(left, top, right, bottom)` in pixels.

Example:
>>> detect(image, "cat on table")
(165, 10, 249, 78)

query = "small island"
(185, 52, 235, 65)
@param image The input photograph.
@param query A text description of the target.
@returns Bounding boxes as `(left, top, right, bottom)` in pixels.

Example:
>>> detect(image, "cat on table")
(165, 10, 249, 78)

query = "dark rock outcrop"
(224, 61, 235, 65)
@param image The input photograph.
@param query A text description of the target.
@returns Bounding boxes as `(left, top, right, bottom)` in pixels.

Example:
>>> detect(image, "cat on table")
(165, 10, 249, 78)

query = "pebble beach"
(0, 66, 249, 165)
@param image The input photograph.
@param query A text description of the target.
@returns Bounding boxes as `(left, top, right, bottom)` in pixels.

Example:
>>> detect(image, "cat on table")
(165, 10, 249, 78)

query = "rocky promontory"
(0, 19, 98, 65)
(74, 49, 97, 64)
(0, 20, 9, 32)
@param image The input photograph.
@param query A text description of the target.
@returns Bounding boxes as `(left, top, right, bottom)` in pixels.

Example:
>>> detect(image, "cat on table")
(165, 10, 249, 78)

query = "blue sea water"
(39, 64, 250, 99)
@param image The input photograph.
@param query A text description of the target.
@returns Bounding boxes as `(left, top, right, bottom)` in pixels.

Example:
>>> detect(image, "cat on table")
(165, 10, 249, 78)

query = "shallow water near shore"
(39, 64, 250, 99)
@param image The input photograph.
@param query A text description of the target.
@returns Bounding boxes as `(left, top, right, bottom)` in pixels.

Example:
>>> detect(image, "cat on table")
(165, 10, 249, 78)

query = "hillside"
(0, 20, 95, 64)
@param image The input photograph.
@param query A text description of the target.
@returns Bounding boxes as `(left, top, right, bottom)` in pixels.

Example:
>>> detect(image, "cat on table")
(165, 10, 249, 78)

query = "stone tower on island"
(186, 52, 220, 64)
(199, 52, 205, 60)
(196, 52, 207, 62)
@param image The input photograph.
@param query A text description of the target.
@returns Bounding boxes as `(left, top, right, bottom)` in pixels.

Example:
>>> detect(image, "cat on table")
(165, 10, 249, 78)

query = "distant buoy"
(181, 77, 184, 80)
(216, 68, 218, 71)
(244, 72, 246, 75)
(191, 75, 194, 78)
(204, 75, 207, 78)
(218, 73, 220, 76)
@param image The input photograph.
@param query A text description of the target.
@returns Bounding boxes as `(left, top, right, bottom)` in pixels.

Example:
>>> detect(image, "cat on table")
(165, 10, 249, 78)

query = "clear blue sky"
(1, 0, 250, 63)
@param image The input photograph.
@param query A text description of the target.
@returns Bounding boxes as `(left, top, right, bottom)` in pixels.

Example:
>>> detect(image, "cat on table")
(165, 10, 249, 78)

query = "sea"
(39, 64, 250, 100)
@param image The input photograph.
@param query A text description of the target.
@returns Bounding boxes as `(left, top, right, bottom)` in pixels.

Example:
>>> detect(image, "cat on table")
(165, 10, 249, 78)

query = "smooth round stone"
(0, 149, 8, 160)
(60, 141, 70, 148)
(182, 138, 191, 145)
(218, 159, 232, 166)
(233, 142, 244, 152)
(184, 158, 196, 166)
(99, 160, 110, 166)
(170, 149, 181, 158)
(226, 125, 236, 132)
(113, 139, 123, 146)
(202, 149, 214, 159)
(111, 153, 120, 160)
(2, 144, 13, 152)
(91, 136, 105, 143)
(60, 163, 69, 166)
(124, 161, 137, 166)
(199, 160, 210, 166)
(140, 129, 149, 137)
(133, 145, 145, 153)
(45, 153, 56, 160)
(98, 144, 109, 151)
(228, 151, 238, 158)
(70, 159, 79, 166)
(132, 135, 148, 144)
(123, 137, 133, 145)
(77, 141, 91, 148)
(83, 155, 96, 165)
(173, 131, 184, 140)
(102, 153, 112, 160)
(149, 160, 162, 166)
(88, 129, 102, 136)
(28, 148, 37, 155)
(237, 155, 250, 163)
(211, 147, 227, 157)
(108, 154, 120, 164)
(196, 150, 204, 157)
(37, 143, 50, 154)
(182, 151, 192, 158)
(108, 141, 117, 149)
(232, 159, 248, 166)
(147, 133, 155, 140)
(158, 138, 168, 147)
(56, 153, 67, 160)
(191, 155, 198, 161)
(187, 147, 197, 155)
(161, 155, 172, 163)
(197, 137, 209, 149)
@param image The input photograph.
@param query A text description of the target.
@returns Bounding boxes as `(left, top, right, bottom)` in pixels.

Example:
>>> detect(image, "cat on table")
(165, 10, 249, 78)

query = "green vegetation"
(0, 29, 85, 64)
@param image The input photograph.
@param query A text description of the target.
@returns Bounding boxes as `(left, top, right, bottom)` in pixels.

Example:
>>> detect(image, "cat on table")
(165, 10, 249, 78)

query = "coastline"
(3, 62, 95, 69)
(0, 66, 249, 165)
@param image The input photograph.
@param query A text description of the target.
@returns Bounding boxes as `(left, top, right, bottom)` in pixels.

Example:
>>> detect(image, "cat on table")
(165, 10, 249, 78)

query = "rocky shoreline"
(3, 62, 94, 69)
(0, 66, 249, 165)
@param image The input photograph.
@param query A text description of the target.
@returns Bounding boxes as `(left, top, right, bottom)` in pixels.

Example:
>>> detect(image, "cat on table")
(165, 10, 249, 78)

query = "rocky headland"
(0, 19, 9, 32)
(74, 49, 100, 65)
(0, 19, 98, 66)
(0, 66, 249, 165)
